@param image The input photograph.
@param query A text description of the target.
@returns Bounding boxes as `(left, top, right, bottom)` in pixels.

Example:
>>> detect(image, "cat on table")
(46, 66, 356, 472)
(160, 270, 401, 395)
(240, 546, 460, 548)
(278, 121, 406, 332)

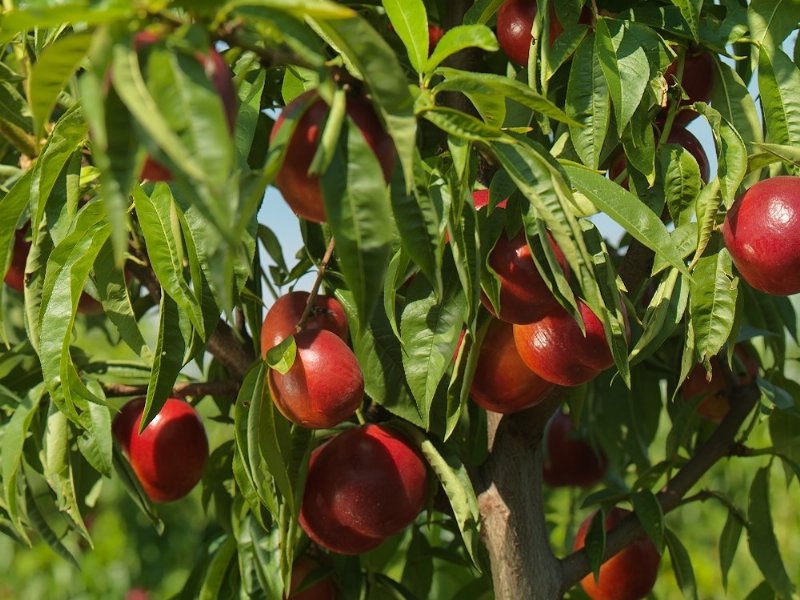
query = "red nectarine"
(542, 412, 607, 488)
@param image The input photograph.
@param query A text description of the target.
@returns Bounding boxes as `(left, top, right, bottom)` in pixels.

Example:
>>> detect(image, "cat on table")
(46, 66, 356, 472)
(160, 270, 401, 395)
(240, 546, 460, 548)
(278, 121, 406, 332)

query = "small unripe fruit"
(268, 329, 364, 429)
(513, 301, 620, 387)
(113, 397, 209, 503)
(543, 412, 607, 488)
(271, 91, 395, 223)
(471, 319, 553, 413)
(722, 176, 800, 296)
(300, 424, 428, 555)
(574, 508, 661, 600)
(261, 291, 349, 354)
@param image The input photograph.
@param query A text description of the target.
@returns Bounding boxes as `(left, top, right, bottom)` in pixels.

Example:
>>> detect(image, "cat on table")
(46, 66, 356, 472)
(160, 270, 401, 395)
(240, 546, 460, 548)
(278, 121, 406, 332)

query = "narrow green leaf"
(424, 25, 499, 74)
(758, 46, 800, 150)
(689, 250, 738, 364)
(266, 336, 296, 375)
(631, 490, 664, 551)
(423, 107, 503, 142)
(670, 0, 702, 41)
(584, 510, 607, 580)
(747, 467, 795, 599)
(141, 293, 189, 430)
(199, 536, 237, 600)
(27, 32, 92, 138)
(382, 0, 428, 74)
(665, 527, 698, 600)
(322, 118, 393, 326)
(630, 268, 689, 364)
(567, 35, 610, 170)
(564, 165, 691, 278)
(720, 509, 744, 590)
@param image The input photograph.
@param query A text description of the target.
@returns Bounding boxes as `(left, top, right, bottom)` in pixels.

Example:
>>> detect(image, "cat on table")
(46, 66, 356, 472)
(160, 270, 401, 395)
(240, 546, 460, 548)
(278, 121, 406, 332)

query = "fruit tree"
(1, 1, 799, 599)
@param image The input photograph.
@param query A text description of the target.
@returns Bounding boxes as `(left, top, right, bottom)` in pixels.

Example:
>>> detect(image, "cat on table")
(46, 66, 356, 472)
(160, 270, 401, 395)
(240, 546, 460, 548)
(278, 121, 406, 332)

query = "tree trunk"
(476, 396, 563, 600)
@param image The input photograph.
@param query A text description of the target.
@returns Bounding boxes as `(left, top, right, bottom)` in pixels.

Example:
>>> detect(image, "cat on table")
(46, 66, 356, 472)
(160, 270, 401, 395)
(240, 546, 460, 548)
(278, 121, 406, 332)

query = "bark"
(476, 393, 564, 600)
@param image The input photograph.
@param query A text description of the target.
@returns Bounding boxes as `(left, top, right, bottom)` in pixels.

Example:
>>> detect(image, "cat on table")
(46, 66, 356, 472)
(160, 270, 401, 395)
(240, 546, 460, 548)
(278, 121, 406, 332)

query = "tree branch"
(559, 378, 760, 593)
(104, 380, 240, 398)
(476, 390, 565, 600)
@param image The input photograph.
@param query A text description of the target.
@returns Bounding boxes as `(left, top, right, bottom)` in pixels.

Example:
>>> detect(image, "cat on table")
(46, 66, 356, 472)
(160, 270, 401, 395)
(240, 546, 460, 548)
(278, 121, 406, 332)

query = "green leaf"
(0, 3, 133, 44)
(566, 35, 610, 170)
(423, 107, 503, 141)
(756, 377, 794, 410)
(199, 536, 237, 600)
(564, 164, 691, 278)
(631, 490, 664, 551)
(670, 0, 702, 41)
(389, 164, 442, 294)
(747, 467, 795, 599)
(133, 184, 205, 337)
(699, 106, 747, 208)
(345, 292, 424, 427)
(665, 527, 698, 600)
(217, 0, 353, 20)
(464, 0, 504, 25)
(253, 373, 295, 509)
(310, 15, 416, 190)
(630, 268, 689, 364)
(433, 68, 575, 124)
(661, 143, 702, 224)
(424, 25, 499, 74)
(720, 509, 744, 590)
(265, 336, 296, 375)
(0, 80, 33, 133)
(140, 293, 189, 431)
(689, 250, 738, 364)
(382, 0, 428, 74)
(76, 393, 114, 478)
(748, 0, 800, 51)
(112, 449, 163, 533)
(758, 46, 800, 151)
(749, 142, 800, 172)
(38, 202, 110, 409)
(400, 271, 467, 428)
(27, 32, 92, 138)
(584, 510, 607, 581)
(321, 117, 393, 326)
(405, 428, 482, 569)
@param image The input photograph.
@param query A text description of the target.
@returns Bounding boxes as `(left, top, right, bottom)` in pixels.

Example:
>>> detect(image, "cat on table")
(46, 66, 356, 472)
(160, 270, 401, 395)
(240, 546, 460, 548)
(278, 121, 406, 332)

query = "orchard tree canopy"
(1, 0, 800, 599)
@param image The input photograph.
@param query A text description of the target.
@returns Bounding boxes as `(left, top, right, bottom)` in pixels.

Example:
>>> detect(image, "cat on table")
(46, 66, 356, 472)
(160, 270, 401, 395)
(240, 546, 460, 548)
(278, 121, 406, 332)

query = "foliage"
(0, 0, 799, 598)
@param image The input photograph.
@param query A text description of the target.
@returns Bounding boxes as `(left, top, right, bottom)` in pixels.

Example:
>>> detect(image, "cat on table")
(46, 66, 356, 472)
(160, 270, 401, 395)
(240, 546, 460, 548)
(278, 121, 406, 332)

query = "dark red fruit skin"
(574, 508, 661, 600)
(665, 51, 714, 106)
(271, 91, 396, 223)
(136, 33, 238, 182)
(299, 424, 428, 555)
(722, 176, 800, 296)
(268, 329, 364, 429)
(497, 0, 590, 66)
(428, 25, 444, 51)
(3, 228, 30, 292)
(681, 345, 759, 422)
(288, 557, 336, 600)
(113, 397, 209, 503)
(542, 412, 607, 488)
(513, 300, 616, 387)
(261, 291, 349, 355)
(481, 229, 569, 324)
(471, 319, 554, 413)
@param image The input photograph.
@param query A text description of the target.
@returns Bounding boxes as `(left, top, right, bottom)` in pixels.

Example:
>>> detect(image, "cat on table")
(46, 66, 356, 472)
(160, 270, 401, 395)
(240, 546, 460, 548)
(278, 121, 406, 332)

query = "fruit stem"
(296, 237, 336, 332)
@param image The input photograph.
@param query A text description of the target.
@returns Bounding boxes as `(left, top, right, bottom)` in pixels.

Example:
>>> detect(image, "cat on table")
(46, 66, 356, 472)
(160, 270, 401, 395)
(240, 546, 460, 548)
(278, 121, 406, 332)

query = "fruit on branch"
(662, 50, 715, 125)
(471, 318, 554, 413)
(542, 412, 607, 488)
(475, 190, 569, 324)
(513, 300, 624, 387)
(482, 229, 569, 324)
(268, 328, 364, 429)
(497, 0, 591, 66)
(134, 32, 238, 182)
(299, 424, 428, 555)
(722, 176, 800, 296)
(681, 344, 759, 422)
(271, 90, 395, 224)
(261, 291, 349, 353)
(3, 228, 30, 292)
(112, 397, 209, 503)
(573, 508, 661, 600)
(288, 556, 336, 600)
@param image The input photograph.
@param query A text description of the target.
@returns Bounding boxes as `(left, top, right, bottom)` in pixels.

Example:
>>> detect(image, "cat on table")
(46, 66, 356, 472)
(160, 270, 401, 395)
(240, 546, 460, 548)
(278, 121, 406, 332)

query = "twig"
(559, 378, 760, 593)
(296, 237, 336, 331)
(104, 380, 240, 398)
